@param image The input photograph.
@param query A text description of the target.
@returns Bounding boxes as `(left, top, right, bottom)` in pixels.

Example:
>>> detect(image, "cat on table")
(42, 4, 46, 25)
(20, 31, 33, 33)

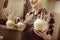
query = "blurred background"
(0, 0, 60, 40)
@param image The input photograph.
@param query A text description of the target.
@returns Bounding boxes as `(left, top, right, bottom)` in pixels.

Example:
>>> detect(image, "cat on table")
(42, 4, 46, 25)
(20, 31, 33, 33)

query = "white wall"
(5, 0, 26, 20)
(54, 1, 60, 13)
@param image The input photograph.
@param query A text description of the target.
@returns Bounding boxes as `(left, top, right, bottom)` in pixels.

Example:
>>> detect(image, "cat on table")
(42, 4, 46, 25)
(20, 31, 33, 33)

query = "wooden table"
(0, 25, 22, 40)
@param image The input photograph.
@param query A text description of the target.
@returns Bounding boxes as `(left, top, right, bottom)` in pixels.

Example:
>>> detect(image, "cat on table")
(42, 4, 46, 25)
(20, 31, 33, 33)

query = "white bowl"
(16, 22, 26, 31)
(6, 20, 15, 29)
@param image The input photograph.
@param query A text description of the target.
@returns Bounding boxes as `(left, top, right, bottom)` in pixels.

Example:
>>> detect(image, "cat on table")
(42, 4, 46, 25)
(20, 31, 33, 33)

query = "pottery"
(6, 20, 15, 29)
(34, 19, 48, 32)
(16, 22, 26, 31)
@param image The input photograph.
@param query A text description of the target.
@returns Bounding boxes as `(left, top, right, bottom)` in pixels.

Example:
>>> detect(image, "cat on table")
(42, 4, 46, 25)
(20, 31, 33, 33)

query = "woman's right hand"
(33, 29, 52, 40)
(24, 13, 34, 23)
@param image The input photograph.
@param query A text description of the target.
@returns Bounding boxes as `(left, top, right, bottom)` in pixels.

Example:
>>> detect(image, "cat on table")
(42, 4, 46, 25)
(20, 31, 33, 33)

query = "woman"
(22, 0, 55, 40)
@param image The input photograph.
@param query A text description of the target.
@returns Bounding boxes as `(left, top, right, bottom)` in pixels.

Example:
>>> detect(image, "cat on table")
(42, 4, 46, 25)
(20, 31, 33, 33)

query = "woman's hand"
(24, 13, 34, 23)
(33, 29, 52, 40)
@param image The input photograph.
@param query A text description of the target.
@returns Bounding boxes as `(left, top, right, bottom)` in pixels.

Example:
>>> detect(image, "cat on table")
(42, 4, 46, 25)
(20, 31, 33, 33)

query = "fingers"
(33, 29, 52, 40)
(33, 29, 45, 37)
(37, 11, 45, 20)
(38, 29, 46, 35)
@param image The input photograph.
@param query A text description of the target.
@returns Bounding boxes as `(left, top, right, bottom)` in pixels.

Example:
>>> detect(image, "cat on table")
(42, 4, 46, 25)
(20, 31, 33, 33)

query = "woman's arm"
(33, 29, 52, 40)
(33, 13, 55, 40)
(24, 12, 34, 24)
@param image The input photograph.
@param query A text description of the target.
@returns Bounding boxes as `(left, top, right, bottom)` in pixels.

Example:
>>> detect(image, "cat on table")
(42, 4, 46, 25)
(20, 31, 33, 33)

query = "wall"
(5, 0, 26, 20)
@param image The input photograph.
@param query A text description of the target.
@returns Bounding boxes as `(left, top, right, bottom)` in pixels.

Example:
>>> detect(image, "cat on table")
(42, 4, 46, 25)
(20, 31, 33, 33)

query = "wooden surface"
(0, 25, 22, 40)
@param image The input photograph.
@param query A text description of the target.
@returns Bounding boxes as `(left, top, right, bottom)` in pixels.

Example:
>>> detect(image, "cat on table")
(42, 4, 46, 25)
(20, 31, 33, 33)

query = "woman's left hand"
(33, 29, 52, 40)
